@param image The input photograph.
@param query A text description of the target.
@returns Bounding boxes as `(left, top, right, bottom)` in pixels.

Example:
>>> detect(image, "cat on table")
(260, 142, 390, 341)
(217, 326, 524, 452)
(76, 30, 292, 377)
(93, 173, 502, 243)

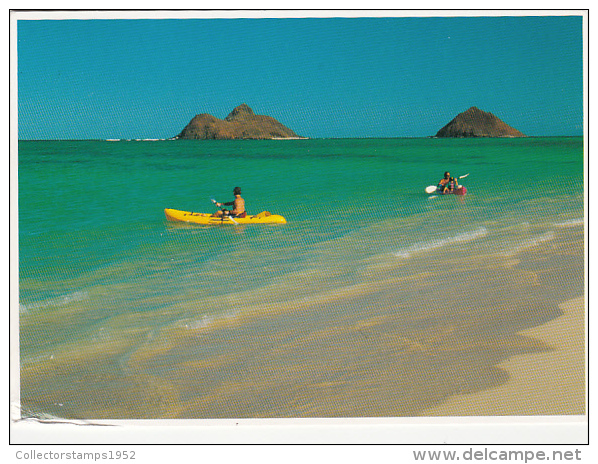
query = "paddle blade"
(425, 185, 437, 194)
(458, 173, 470, 179)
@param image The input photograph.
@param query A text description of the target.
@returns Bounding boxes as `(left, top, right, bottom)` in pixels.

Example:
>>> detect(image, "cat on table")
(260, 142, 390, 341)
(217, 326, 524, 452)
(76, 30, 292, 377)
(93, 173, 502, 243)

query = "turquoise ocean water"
(18, 138, 585, 416)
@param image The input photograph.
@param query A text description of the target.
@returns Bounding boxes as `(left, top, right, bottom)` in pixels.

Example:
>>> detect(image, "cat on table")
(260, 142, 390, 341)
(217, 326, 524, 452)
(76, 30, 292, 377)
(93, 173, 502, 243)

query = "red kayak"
(425, 185, 468, 196)
(442, 186, 467, 196)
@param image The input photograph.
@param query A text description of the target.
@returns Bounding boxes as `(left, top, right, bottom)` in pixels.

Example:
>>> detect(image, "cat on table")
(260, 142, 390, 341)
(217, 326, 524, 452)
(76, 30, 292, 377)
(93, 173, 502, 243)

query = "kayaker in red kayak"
(437, 172, 451, 193)
(447, 176, 459, 193)
(213, 186, 247, 218)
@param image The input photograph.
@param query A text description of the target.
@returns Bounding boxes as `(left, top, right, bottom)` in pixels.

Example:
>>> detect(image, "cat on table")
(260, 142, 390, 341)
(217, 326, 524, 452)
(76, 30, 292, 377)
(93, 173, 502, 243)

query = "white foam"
(554, 218, 584, 228)
(184, 315, 215, 330)
(503, 231, 556, 257)
(19, 291, 89, 314)
(181, 305, 243, 330)
(393, 227, 488, 258)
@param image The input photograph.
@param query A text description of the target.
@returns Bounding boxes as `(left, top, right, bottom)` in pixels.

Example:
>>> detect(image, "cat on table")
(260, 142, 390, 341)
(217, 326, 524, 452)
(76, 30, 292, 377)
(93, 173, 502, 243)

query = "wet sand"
(20, 227, 585, 419)
(421, 296, 585, 416)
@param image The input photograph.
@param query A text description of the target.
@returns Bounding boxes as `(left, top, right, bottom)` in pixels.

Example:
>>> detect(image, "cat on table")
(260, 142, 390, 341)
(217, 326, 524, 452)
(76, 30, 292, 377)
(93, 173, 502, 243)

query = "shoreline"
(19, 226, 585, 420)
(421, 296, 586, 416)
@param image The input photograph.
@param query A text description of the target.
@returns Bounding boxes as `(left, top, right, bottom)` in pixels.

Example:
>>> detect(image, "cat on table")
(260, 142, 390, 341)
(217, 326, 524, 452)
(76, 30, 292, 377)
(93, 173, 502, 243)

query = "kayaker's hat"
(233, 187, 242, 195)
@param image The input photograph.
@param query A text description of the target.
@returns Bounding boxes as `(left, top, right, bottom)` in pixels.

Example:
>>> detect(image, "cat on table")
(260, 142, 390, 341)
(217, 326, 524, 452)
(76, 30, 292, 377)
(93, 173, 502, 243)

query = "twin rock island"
(175, 104, 525, 140)
(176, 104, 300, 140)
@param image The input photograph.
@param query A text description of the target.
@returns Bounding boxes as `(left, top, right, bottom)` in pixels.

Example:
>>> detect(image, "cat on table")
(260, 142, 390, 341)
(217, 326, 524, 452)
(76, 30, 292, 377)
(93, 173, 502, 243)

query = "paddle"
(211, 198, 239, 225)
(425, 173, 469, 194)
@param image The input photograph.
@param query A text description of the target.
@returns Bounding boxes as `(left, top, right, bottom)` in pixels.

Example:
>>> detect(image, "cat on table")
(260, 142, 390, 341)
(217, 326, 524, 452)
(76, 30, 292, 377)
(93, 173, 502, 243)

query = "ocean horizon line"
(17, 135, 584, 142)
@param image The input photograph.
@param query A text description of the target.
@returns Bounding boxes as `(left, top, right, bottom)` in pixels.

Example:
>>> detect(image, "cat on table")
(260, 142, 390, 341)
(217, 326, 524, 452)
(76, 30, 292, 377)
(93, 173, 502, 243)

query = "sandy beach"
(422, 296, 586, 416)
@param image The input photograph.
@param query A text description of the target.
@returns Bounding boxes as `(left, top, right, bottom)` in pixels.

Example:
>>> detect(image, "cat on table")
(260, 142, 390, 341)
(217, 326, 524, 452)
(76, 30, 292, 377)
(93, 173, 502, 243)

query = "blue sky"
(16, 14, 584, 139)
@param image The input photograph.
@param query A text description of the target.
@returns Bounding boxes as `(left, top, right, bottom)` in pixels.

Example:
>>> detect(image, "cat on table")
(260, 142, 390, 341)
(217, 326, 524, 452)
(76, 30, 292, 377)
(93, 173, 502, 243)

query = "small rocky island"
(176, 104, 302, 140)
(435, 107, 526, 138)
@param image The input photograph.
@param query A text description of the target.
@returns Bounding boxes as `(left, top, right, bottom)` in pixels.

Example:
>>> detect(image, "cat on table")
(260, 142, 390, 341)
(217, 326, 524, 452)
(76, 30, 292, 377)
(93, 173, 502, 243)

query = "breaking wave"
(19, 291, 89, 314)
(503, 231, 556, 257)
(393, 227, 489, 259)
(554, 218, 584, 228)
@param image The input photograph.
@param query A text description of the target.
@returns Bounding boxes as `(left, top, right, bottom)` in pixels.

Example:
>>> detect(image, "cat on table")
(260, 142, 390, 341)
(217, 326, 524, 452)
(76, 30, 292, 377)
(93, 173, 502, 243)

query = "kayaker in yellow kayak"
(213, 186, 247, 218)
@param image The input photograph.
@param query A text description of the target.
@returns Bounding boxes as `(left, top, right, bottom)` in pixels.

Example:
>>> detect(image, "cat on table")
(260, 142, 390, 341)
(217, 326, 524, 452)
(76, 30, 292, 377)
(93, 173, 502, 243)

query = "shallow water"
(17, 137, 585, 418)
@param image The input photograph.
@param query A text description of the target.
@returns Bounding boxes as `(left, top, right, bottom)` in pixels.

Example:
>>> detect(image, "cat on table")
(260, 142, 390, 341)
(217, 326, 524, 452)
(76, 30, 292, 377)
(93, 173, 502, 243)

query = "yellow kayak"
(164, 208, 287, 225)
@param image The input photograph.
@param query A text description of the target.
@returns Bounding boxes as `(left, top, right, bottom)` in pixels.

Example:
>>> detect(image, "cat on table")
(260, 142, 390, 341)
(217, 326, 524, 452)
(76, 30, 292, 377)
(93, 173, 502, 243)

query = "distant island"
(175, 104, 303, 140)
(174, 104, 525, 140)
(435, 107, 526, 138)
